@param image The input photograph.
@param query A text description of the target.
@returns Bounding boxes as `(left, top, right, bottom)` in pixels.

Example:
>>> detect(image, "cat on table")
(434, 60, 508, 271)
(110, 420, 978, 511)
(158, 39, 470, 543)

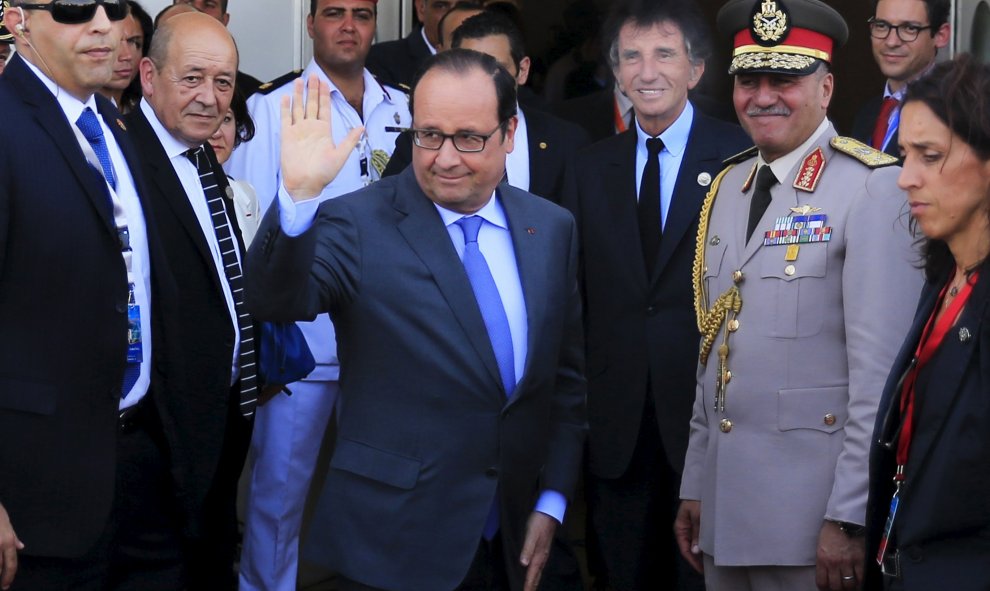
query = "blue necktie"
(75, 108, 117, 191)
(456, 215, 516, 397)
(456, 215, 515, 540)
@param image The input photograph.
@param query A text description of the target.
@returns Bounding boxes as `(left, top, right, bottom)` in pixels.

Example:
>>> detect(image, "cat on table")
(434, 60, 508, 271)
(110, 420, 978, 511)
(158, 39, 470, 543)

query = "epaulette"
(372, 74, 410, 101)
(722, 145, 758, 167)
(257, 69, 303, 94)
(830, 136, 899, 168)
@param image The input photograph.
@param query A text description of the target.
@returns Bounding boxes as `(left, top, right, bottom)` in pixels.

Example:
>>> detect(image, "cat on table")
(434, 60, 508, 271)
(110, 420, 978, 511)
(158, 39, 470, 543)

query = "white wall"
(136, 0, 412, 85)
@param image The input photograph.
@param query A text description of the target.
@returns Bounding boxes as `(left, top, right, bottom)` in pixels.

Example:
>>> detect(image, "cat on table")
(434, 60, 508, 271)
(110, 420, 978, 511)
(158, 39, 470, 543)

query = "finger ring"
(842, 575, 855, 581)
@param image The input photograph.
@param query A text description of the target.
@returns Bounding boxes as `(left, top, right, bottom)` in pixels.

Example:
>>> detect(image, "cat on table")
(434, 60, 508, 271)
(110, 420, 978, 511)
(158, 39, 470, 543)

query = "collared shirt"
(140, 98, 242, 385)
(614, 84, 634, 133)
(226, 59, 410, 380)
(758, 117, 831, 183)
(634, 100, 694, 230)
(276, 187, 568, 523)
(879, 60, 935, 152)
(504, 105, 530, 192)
(23, 58, 152, 409)
(420, 25, 438, 55)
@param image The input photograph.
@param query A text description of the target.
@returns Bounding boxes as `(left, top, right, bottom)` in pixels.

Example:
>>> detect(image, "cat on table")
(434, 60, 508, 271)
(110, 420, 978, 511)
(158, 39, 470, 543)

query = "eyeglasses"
(867, 17, 934, 42)
(408, 123, 507, 153)
(18, 0, 129, 25)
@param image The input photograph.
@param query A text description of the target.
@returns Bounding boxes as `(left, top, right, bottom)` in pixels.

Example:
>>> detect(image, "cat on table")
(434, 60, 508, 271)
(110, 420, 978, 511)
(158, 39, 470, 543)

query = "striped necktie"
(186, 146, 258, 417)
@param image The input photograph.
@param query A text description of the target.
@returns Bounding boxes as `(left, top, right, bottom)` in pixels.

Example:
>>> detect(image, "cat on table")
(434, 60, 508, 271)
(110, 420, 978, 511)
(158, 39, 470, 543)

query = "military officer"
(674, 1, 923, 590)
(224, 1, 410, 589)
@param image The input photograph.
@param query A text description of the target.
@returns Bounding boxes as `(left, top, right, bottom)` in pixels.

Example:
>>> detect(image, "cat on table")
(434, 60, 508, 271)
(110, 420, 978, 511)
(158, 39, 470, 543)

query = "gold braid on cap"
(693, 165, 740, 366)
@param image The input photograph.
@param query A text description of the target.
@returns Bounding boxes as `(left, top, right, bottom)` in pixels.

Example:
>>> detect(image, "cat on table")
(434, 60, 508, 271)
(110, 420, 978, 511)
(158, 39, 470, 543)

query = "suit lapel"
(607, 131, 650, 291)
(524, 109, 554, 200)
(652, 114, 722, 283)
(909, 269, 990, 478)
(7, 55, 118, 241)
(129, 110, 219, 286)
(500, 186, 548, 406)
(392, 170, 506, 398)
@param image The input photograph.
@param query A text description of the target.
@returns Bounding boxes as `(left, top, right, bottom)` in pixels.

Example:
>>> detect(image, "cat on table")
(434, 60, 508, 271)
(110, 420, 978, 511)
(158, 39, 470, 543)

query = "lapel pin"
(697, 172, 712, 187)
(393, 112, 401, 124)
(224, 186, 234, 200)
(709, 235, 720, 246)
(539, 142, 548, 150)
(116, 119, 127, 131)
(527, 227, 536, 235)
(959, 327, 972, 342)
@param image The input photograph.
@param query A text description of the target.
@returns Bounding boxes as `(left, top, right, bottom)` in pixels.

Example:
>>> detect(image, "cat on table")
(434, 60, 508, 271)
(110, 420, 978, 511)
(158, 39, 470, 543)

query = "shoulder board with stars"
(257, 69, 303, 95)
(792, 147, 826, 192)
(722, 145, 759, 167)
(372, 75, 409, 99)
(830, 136, 899, 168)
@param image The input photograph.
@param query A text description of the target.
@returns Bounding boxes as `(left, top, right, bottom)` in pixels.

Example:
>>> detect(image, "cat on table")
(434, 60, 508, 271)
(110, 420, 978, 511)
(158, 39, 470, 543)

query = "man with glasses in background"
(0, 0, 180, 588)
(851, 0, 950, 157)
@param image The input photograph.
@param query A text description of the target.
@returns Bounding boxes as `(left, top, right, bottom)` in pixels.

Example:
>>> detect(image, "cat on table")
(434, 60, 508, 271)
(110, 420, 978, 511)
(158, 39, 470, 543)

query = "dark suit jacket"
(124, 108, 248, 537)
(852, 95, 901, 158)
(382, 107, 591, 205)
(244, 169, 587, 591)
(366, 27, 431, 89)
(0, 54, 175, 557)
(562, 113, 751, 478)
(864, 263, 990, 591)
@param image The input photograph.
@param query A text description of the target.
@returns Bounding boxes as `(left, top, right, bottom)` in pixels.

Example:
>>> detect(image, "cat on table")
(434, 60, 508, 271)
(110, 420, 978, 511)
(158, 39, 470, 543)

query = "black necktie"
(186, 147, 258, 417)
(638, 137, 664, 272)
(747, 165, 778, 242)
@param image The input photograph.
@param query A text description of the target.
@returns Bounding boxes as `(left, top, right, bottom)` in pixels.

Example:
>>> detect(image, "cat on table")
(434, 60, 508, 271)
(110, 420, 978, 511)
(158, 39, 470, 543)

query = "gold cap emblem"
(751, 0, 790, 45)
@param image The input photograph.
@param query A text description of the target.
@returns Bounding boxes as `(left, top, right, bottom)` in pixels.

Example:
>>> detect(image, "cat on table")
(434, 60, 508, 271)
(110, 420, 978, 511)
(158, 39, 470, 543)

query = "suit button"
(784, 264, 796, 276)
(728, 319, 740, 332)
(719, 419, 733, 433)
(646, 306, 657, 316)
(823, 413, 837, 426)
(485, 467, 498, 479)
(732, 270, 744, 284)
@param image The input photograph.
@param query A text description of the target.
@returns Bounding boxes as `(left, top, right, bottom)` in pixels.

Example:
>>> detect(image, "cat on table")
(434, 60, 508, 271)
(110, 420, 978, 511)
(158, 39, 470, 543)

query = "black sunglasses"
(19, 0, 129, 25)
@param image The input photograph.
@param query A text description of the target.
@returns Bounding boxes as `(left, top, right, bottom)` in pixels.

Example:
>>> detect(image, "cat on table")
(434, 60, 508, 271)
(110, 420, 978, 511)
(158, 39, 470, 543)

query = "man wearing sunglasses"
(851, 0, 950, 157)
(0, 0, 178, 589)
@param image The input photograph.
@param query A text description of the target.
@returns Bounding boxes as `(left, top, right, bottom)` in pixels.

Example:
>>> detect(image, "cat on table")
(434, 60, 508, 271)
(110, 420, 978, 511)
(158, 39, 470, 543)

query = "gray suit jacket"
(244, 168, 587, 591)
(680, 125, 922, 566)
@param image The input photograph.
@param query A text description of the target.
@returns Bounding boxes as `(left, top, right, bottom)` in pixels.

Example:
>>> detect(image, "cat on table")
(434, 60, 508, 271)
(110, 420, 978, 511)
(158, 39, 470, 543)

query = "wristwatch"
(828, 519, 866, 537)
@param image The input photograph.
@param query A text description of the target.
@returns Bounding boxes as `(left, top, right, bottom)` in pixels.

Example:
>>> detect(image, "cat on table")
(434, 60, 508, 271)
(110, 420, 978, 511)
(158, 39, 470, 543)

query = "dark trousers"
(184, 393, 253, 591)
(108, 397, 186, 591)
(588, 395, 704, 591)
(337, 535, 510, 591)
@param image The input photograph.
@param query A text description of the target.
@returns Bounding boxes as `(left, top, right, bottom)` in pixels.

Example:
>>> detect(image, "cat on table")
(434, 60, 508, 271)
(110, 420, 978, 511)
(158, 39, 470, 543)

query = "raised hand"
(280, 74, 364, 201)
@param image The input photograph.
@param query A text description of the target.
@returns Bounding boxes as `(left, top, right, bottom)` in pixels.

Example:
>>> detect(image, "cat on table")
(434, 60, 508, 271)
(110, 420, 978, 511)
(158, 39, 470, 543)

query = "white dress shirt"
(23, 59, 153, 409)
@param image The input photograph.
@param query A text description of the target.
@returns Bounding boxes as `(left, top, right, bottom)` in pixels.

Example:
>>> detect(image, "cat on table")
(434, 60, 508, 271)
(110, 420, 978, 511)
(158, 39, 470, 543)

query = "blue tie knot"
(76, 108, 104, 142)
(456, 215, 484, 245)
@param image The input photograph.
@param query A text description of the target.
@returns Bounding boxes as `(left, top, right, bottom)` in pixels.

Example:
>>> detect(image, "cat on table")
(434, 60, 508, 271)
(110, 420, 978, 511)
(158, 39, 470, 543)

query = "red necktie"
(871, 97, 899, 150)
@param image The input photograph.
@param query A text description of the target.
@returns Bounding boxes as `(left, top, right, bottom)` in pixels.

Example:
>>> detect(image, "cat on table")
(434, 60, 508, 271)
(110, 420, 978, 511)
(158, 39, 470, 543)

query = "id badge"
(876, 488, 900, 567)
(127, 284, 142, 363)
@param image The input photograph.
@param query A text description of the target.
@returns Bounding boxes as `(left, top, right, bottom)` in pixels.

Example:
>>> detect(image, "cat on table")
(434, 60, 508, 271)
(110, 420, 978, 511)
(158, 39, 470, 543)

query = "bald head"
(141, 12, 238, 147)
(155, 4, 199, 28)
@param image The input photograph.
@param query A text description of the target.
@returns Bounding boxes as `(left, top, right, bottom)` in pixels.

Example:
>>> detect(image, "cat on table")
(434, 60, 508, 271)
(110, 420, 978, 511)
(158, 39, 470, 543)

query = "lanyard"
(895, 270, 978, 478)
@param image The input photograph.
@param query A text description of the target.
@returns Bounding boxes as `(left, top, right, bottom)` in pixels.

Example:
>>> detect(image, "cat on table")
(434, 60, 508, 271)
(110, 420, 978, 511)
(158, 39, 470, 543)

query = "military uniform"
(226, 59, 410, 591)
(678, 1, 923, 589)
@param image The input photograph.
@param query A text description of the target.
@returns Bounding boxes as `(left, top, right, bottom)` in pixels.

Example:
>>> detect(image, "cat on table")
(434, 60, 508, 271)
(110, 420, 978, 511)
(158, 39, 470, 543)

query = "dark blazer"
(0, 54, 174, 557)
(124, 108, 247, 536)
(562, 112, 751, 478)
(851, 95, 901, 158)
(366, 27, 432, 89)
(382, 106, 591, 205)
(865, 264, 990, 591)
(244, 169, 587, 591)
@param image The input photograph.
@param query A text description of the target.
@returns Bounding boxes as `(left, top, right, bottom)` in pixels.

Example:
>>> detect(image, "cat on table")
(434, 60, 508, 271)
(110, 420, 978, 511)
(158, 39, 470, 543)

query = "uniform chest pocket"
(703, 240, 729, 296)
(758, 245, 828, 338)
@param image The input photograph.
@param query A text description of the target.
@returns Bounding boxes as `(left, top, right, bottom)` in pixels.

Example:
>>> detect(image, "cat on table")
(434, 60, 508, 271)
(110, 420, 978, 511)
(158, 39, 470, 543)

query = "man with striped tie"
(123, 11, 254, 591)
